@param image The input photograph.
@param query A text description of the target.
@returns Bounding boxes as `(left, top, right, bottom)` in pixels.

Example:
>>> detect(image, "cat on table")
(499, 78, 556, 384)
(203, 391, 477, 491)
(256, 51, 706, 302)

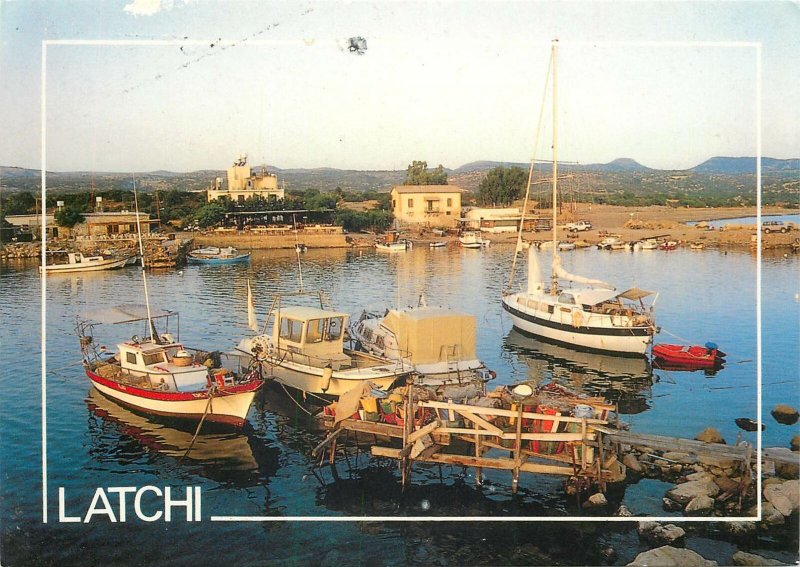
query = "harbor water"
(1, 243, 797, 565)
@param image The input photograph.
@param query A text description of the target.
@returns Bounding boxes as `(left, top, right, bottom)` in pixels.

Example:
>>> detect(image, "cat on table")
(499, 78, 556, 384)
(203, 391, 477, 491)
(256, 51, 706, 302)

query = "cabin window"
(447, 198, 452, 207)
(407, 198, 414, 208)
(279, 318, 303, 342)
(306, 319, 324, 343)
(325, 317, 344, 341)
(558, 293, 576, 305)
(126, 352, 137, 365)
(142, 352, 165, 366)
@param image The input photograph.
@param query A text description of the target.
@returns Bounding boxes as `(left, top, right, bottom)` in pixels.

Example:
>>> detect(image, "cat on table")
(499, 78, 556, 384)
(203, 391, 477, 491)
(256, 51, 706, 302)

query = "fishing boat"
(350, 302, 496, 387)
(501, 41, 658, 357)
(429, 241, 447, 248)
(652, 342, 725, 370)
(640, 239, 658, 250)
(233, 292, 413, 396)
(187, 246, 250, 264)
(76, 183, 263, 427)
(375, 231, 411, 251)
(689, 241, 705, 250)
(558, 242, 576, 251)
(596, 236, 624, 250)
(459, 231, 490, 248)
(659, 240, 677, 251)
(40, 251, 132, 274)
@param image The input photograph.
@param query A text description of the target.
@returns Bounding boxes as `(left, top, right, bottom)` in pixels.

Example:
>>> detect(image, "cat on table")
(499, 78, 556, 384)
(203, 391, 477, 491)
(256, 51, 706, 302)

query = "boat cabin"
(377, 308, 478, 366)
(271, 306, 352, 369)
(118, 339, 209, 391)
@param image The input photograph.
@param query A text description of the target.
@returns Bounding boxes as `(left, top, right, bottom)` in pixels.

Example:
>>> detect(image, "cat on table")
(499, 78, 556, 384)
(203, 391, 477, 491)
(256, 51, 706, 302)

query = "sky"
(0, 1, 798, 173)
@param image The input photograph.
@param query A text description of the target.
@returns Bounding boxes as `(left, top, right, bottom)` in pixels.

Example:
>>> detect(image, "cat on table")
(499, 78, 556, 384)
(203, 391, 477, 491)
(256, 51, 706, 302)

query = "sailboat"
(501, 41, 657, 357)
(76, 181, 263, 427)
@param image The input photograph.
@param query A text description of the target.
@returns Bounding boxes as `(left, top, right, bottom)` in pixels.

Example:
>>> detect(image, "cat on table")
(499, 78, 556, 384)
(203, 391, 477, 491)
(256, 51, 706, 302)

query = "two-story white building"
(207, 154, 285, 204)
(390, 185, 463, 228)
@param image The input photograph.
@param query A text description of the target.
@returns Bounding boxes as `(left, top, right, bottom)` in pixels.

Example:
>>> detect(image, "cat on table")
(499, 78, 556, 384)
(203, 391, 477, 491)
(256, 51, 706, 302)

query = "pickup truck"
(566, 220, 592, 232)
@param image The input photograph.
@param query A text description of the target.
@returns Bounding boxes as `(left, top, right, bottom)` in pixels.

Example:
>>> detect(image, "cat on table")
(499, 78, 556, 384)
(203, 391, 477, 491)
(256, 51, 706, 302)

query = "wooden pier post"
(474, 419, 482, 486)
(512, 403, 523, 494)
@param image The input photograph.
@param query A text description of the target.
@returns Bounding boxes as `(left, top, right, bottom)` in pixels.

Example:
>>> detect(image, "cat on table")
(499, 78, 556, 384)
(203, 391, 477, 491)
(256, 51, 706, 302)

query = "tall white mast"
(551, 39, 560, 295)
(133, 178, 157, 341)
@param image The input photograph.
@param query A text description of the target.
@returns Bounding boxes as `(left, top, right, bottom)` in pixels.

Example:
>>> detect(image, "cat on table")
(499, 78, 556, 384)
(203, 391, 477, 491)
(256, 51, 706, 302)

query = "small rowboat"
(188, 246, 250, 264)
(652, 342, 725, 370)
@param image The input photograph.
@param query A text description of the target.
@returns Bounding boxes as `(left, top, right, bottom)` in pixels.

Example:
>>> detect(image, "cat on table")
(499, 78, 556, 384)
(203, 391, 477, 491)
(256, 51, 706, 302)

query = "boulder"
(775, 460, 799, 480)
(722, 521, 757, 538)
(791, 435, 800, 452)
(714, 475, 741, 493)
(614, 504, 634, 517)
(584, 492, 608, 508)
(623, 453, 643, 473)
(763, 479, 799, 516)
(760, 502, 785, 526)
(686, 471, 716, 483)
(662, 451, 696, 464)
(666, 479, 720, 505)
(731, 550, 784, 566)
(628, 546, 717, 566)
(638, 522, 686, 546)
(695, 428, 726, 444)
(662, 498, 683, 512)
(771, 404, 799, 425)
(685, 494, 715, 515)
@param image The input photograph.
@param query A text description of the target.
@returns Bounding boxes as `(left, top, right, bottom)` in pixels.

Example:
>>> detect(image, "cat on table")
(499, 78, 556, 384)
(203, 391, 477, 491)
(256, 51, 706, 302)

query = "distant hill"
(1, 157, 797, 195)
(692, 156, 800, 174)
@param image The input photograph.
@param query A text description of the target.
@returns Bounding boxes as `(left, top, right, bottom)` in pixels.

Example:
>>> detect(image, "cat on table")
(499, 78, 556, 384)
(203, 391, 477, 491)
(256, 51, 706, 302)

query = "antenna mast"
(133, 177, 158, 342)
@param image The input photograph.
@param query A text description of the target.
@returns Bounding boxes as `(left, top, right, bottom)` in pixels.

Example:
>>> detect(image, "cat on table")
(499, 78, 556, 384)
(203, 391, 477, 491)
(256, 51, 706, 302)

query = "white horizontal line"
(210, 515, 760, 523)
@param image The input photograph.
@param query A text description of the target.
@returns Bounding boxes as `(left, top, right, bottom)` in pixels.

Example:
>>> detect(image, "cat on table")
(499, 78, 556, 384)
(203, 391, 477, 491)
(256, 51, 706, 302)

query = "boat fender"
(704, 341, 718, 351)
(321, 364, 333, 392)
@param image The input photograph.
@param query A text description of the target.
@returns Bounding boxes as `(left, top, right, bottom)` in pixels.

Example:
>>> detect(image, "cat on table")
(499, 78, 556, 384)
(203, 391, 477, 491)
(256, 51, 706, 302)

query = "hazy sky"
(1, 1, 798, 172)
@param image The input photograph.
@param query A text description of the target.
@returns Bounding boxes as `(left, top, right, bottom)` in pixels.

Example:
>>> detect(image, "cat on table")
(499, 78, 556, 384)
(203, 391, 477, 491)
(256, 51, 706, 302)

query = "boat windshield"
(326, 317, 344, 341)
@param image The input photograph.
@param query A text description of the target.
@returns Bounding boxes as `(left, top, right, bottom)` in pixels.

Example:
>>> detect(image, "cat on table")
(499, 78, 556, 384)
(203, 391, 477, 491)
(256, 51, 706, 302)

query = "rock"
(623, 453, 643, 473)
(686, 471, 716, 483)
(731, 550, 784, 566)
(638, 522, 686, 546)
(614, 504, 634, 517)
(670, 464, 684, 474)
(714, 475, 741, 493)
(775, 460, 799, 480)
(791, 435, 800, 452)
(685, 494, 715, 515)
(722, 521, 757, 538)
(771, 404, 799, 425)
(662, 497, 683, 512)
(763, 479, 799, 516)
(597, 545, 617, 564)
(762, 477, 784, 488)
(695, 428, 726, 444)
(735, 418, 765, 432)
(628, 545, 717, 566)
(663, 451, 695, 464)
(584, 492, 608, 508)
(761, 502, 785, 526)
(666, 479, 720, 505)
(698, 456, 735, 468)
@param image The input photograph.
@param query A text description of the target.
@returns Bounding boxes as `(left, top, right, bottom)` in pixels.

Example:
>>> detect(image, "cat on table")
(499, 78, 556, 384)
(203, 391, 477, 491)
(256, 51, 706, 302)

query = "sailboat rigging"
(502, 40, 657, 357)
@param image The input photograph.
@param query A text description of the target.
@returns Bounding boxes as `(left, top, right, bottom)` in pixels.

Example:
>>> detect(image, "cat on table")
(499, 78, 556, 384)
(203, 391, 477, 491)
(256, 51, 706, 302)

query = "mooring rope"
(176, 384, 216, 464)
(279, 382, 314, 416)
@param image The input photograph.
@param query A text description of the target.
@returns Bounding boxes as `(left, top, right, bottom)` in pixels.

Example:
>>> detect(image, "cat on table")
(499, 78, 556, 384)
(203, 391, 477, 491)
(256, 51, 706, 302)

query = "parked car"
(566, 220, 592, 232)
(761, 221, 790, 233)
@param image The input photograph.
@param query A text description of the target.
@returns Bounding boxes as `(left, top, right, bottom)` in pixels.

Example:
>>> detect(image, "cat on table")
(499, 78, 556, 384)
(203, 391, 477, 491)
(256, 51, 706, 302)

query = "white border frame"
(40, 38, 763, 524)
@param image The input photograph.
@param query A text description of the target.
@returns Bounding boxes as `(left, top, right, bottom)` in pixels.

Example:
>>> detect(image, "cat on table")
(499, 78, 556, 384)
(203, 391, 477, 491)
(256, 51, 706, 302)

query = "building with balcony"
(207, 154, 285, 203)
(390, 185, 462, 228)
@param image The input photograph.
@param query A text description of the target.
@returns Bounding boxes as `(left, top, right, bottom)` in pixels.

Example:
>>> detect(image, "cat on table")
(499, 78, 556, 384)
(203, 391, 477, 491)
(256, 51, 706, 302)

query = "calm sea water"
(686, 213, 800, 228)
(1, 244, 798, 566)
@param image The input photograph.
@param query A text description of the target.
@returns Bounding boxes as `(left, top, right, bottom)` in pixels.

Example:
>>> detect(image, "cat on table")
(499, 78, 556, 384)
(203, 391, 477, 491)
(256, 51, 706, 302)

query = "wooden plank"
(372, 446, 401, 458)
(418, 400, 608, 425)
(311, 427, 344, 457)
(339, 419, 404, 438)
(459, 411, 503, 436)
(436, 428, 586, 442)
(407, 419, 441, 444)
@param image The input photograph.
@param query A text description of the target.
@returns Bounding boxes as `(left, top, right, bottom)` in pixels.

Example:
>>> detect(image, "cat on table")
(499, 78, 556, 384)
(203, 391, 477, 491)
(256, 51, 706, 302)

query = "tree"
(194, 202, 226, 228)
(54, 207, 85, 228)
(477, 166, 526, 206)
(404, 160, 448, 185)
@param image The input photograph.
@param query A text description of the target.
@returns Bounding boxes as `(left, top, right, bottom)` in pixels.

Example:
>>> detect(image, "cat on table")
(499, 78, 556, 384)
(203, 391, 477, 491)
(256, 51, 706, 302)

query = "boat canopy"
(381, 307, 477, 365)
(617, 287, 656, 301)
(570, 289, 620, 307)
(82, 304, 175, 325)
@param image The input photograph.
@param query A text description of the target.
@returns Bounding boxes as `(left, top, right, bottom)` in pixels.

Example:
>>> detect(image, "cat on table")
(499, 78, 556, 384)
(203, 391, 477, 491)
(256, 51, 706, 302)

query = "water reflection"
(503, 329, 654, 414)
(85, 387, 279, 487)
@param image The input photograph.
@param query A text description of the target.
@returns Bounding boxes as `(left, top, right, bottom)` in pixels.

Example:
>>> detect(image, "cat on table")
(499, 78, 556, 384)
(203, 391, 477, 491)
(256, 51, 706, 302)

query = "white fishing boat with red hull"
(78, 305, 263, 427)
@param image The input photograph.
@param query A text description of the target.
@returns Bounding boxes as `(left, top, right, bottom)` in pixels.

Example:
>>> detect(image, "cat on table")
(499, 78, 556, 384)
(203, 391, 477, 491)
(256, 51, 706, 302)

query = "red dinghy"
(652, 342, 725, 370)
